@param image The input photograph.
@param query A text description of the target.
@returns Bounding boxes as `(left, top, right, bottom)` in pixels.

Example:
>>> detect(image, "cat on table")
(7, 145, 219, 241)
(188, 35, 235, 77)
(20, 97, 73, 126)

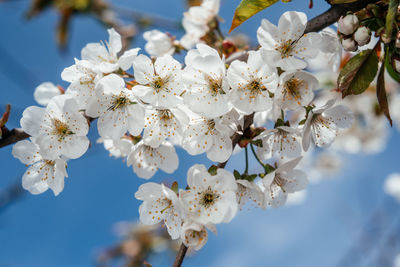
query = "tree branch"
(304, 0, 380, 33)
(172, 243, 189, 267)
(0, 128, 29, 149)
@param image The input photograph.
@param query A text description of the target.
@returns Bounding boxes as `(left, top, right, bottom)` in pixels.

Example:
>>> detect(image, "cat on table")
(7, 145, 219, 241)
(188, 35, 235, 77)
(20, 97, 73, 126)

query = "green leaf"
(376, 61, 393, 126)
(385, 0, 399, 41)
(229, 0, 279, 32)
(384, 46, 400, 82)
(233, 170, 242, 180)
(338, 49, 379, 97)
(264, 164, 275, 174)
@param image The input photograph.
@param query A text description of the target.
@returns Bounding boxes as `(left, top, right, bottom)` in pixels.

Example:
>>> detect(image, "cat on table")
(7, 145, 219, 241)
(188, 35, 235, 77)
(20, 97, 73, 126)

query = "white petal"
(34, 82, 62, 106)
(20, 106, 45, 136)
(278, 11, 307, 42)
(118, 48, 140, 70)
(12, 140, 41, 165)
(107, 28, 122, 55)
(133, 55, 155, 84)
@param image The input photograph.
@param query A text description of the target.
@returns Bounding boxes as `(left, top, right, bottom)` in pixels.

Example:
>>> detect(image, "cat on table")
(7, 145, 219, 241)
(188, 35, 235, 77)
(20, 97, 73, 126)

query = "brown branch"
(172, 243, 188, 267)
(304, 0, 380, 34)
(0, 128, 29, 148)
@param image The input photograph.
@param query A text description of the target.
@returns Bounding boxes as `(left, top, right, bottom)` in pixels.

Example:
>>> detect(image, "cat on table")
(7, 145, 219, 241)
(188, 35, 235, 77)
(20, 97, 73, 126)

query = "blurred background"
(1, 0, 400, 266)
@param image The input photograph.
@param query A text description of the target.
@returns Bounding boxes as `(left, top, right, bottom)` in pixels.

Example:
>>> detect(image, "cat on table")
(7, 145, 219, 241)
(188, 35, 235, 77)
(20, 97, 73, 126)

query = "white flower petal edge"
(302, 99, 355, 151)
(262, 157, 308, 208)
(135, 182, 183, 239)
(257, 11, 322, 71)
(179, 164, 238, 225)
(12, 140, 68, 196)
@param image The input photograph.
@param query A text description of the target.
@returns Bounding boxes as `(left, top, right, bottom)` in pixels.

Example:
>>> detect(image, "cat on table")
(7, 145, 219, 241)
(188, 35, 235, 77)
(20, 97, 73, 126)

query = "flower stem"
(173, 243, 188, 267)
(244, 146, 249, 174)
(250, 144, 264, 169)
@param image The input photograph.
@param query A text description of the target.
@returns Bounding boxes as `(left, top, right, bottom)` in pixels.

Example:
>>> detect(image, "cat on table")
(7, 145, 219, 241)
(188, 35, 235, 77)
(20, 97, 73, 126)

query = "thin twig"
(172, 243, 188, 267)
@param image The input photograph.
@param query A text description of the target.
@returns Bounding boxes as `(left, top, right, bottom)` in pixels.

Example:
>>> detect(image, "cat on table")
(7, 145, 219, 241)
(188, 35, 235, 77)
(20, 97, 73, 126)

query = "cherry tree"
(1, 0, 400, 266)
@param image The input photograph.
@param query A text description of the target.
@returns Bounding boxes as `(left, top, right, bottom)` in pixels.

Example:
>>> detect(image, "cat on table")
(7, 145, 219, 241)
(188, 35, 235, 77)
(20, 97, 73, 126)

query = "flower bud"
(341, 38, 357, 52)
(338, 14, 359, 35)
(354, 26, 371, 46)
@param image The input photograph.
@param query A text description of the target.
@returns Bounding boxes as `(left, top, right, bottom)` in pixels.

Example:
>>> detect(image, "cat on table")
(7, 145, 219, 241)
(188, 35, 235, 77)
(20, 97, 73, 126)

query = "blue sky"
(1, 1, 400, 266)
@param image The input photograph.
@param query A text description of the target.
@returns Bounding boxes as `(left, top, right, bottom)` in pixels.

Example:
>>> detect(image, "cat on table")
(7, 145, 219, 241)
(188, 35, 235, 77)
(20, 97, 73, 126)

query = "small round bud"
(354, 26, 371, 46)
(338, 14, 359, 35)
(342, 37, 358, 52)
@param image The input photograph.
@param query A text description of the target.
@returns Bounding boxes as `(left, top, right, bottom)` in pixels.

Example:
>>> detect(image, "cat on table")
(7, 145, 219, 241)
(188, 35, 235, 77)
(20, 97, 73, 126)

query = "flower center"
(312, 114, 333, 129)
(199, 186, 220, 208)
(108, 93, 131, 111)
(52, 118, 74, 141)
(206, 76, 224, 96)
(158, 109, 174, 121)
(151, 75, 170, 93)
(247, 79, 266, 98)
(276, 39, 294, 59)
(160, 198, 173, 214)
(283, 77, 303, 101)
(205, 119, 216, 135)
(273, 174, 286, 192)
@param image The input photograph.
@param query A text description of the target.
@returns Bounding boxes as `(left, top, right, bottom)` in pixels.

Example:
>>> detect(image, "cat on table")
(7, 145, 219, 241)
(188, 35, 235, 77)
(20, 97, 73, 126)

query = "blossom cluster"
(12, 4, 356, 250)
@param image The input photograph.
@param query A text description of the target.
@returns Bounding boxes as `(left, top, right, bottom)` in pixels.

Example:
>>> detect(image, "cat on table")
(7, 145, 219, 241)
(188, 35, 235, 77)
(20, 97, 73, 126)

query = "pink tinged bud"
(342, 38, 357, 52)
(338, 14, 359, 35)
(354, 26, 371, 46)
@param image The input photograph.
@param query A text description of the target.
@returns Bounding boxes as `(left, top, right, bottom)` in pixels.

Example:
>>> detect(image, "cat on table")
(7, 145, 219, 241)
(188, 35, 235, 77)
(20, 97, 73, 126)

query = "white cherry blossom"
(183, 44, 230, 118)
(256, 126, 302, 160)
(142, 106, 189, 148)
(34, 82, 62, 106)
(180, 0, 220, 49)
(180, 221, 209, 250)
(227, 51, 278, 114)
(182, 116, 233, 163)
(81, 28, 140, 73)
(143, 30, 175, 57)
(97, 137, 133, 158)
(274, 70, 318, 110)
(179, 164, 238, 224)
(308, 28, 342, 72)
(236, 179, 265, 209)
(127, 140, 179, 179)
(132, 54, 183, 108)
(12, 140, 68, 196)
(302, 99, 354, 151)
(257, 11, 321, 70)
(262, 157, 308, 208)
(135, 182, 183, 239)
(62, 59, 102, 109)
(20, 95, 89, 160)
(86, 74, 144, 139)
